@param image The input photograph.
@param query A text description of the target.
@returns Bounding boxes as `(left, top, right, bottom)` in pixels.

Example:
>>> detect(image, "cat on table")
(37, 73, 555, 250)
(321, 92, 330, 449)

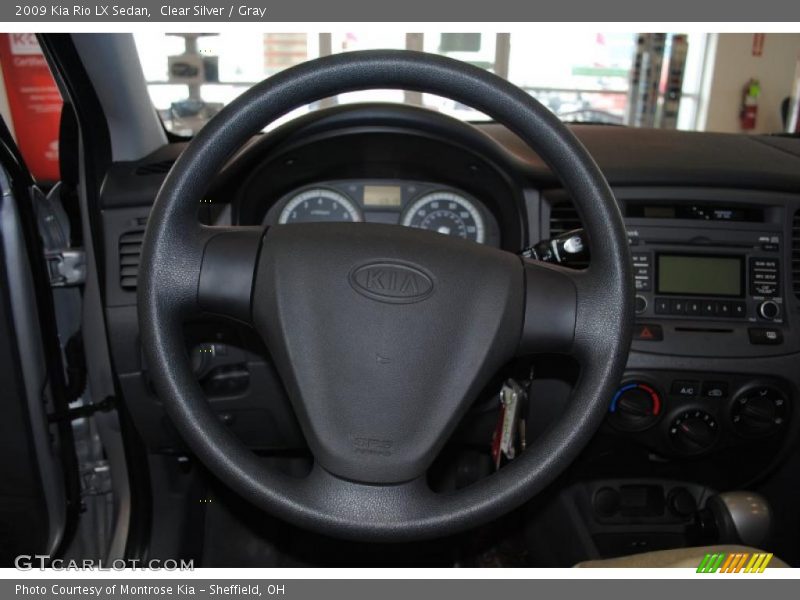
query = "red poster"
(0, 33, 62, 182)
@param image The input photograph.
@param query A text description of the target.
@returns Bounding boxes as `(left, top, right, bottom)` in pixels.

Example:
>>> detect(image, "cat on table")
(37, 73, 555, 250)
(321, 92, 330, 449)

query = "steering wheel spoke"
(518, 260, 629, 365)
(517, 259, 579, 356)
(196, 226, 264, 324)
(294, 465, 438, 534)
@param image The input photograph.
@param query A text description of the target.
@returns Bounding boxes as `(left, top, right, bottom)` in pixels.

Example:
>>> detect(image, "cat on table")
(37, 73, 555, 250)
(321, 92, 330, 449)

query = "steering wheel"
(139, 50, 633, 541)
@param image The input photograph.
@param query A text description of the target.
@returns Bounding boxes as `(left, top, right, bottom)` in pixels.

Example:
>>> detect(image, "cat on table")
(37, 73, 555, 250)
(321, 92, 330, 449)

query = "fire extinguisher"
(740, 78, 761, 130)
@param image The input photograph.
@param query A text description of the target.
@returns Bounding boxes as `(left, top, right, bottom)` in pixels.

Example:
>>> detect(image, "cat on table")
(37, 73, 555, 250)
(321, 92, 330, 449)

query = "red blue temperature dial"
(608, 382, 662, 432)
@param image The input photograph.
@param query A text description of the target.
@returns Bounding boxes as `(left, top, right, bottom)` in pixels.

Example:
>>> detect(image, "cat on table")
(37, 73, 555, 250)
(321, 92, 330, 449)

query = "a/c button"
(671, 380, 699, 398)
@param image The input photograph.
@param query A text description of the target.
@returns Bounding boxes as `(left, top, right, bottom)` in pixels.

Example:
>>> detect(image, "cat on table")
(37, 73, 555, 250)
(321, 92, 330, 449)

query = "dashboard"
(99, 103, 800, 506)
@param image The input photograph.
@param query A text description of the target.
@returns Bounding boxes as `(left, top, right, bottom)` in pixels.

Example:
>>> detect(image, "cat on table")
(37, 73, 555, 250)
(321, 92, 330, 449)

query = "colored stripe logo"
(696, 552, 773, 573)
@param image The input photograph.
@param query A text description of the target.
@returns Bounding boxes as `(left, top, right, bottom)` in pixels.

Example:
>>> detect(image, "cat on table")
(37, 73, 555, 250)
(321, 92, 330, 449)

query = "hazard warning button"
(634, 323, 663, 341)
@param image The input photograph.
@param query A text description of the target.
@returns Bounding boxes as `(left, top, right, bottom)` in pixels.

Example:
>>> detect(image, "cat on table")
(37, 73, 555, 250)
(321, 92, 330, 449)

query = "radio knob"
(758, 300, 780, 321)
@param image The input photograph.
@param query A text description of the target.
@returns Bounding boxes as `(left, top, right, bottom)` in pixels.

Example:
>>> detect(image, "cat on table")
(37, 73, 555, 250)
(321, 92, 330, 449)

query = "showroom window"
(133, 32, 708, 136)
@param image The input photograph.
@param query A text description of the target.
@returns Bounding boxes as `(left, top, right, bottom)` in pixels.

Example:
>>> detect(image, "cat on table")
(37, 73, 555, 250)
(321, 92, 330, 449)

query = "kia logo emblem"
(349, 261, 434, 304)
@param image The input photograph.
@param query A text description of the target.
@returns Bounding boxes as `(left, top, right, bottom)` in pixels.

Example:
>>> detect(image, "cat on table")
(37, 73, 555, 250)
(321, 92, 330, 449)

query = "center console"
(622, 191, 796, 456)
(542, 187, 799, 462)
(533, 188, 800, 564)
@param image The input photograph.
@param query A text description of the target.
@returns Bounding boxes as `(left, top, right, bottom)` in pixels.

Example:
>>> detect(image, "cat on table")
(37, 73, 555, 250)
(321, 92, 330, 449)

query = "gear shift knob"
(707, 491, 772, 547)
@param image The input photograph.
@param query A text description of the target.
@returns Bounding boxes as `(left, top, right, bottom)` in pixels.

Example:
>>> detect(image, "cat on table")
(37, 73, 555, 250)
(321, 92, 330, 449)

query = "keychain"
(491, 370, 532, 470)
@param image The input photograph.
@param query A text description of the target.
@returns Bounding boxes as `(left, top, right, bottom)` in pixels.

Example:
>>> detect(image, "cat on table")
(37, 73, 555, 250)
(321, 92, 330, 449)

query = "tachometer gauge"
(278, 188, 362, 224)
(401, 191, 486, 244)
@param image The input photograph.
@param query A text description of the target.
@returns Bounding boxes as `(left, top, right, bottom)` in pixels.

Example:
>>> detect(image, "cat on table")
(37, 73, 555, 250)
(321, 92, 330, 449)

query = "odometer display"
(278, 188, 361, 224)
(401, 191, 486, 244)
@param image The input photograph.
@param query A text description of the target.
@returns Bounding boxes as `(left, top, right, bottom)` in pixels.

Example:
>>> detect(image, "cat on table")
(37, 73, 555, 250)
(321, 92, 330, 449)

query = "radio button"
(751, 283, 778, 296)
(753, 271, 778, 282)
(751, 258, 778, 270)
(635, 278, 651, 291)
(717, 302, 731, 317)
(634, 295, 647, 314)
(669, 299, 687, 315)
(701, 301, 717, 316)
(655, 298, 670, 314)
(732, 302, 747, 317)
(686, 300, 702, 316)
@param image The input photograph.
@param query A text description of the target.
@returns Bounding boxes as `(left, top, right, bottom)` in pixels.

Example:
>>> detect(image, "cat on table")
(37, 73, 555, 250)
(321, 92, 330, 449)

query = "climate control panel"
(605, 371, 791, 458)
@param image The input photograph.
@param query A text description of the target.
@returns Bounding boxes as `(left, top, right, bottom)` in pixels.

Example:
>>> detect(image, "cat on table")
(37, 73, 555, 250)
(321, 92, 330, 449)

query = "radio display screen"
(657, 254, 743, 297)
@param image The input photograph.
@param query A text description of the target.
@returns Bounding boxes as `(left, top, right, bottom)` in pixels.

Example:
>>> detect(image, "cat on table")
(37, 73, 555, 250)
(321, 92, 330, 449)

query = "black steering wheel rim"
(139, 50, 633, 541)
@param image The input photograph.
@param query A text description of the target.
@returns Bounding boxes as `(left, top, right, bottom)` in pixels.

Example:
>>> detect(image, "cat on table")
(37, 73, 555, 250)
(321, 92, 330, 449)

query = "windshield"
(133, 32, 712, 136)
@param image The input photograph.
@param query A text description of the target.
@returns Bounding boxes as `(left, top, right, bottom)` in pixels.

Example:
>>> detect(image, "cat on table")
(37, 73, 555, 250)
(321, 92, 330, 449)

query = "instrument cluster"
(262, 179, 501, 247)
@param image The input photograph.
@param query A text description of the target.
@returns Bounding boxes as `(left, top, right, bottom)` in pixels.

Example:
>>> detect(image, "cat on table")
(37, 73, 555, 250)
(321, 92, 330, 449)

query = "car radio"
(612, 198, 783, 326)
(622, 219, 792, 356)
(632, 247, 782, 325)
(529, 223, 785, 327)
(530, 200, 793, 357)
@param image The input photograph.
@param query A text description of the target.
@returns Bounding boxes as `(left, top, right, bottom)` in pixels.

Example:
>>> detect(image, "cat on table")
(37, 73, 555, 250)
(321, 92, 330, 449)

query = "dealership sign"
(0, 33, 62, 181)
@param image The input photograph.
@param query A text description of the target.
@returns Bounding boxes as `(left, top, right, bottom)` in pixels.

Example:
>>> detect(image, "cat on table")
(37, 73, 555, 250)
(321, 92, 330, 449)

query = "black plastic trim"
(38, 33, 153, 561)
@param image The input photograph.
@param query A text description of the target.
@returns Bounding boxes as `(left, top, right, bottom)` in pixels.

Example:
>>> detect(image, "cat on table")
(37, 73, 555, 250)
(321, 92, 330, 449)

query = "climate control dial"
(669, 410, 719, 454)
(731, 385, 788, 437)
(609, 382, 662, 432)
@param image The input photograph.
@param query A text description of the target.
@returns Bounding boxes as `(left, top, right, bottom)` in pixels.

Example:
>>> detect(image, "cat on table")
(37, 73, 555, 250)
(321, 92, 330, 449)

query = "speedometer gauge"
(278, 188, 362, 224)
(401, 191, 486, 244)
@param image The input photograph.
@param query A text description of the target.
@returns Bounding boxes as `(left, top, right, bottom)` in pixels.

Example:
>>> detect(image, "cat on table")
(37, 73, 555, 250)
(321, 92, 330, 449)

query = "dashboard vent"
(549, 199, 583, 236)
(119, 228, 146, 290)
(793, 209, 800, 300)
(135, 160, 174, 176)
